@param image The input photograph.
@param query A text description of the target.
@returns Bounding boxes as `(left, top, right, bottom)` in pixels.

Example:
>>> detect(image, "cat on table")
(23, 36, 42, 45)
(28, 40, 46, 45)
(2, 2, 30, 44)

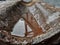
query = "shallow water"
(43, 0, 60, 7)
(11, 0, 60, 37)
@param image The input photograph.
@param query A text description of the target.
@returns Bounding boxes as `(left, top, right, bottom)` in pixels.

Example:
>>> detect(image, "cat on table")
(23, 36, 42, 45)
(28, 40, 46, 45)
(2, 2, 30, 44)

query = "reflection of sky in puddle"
(11, 19, 32, 37)
(23, 0, 31, 2)
(11, 20, 25, 37)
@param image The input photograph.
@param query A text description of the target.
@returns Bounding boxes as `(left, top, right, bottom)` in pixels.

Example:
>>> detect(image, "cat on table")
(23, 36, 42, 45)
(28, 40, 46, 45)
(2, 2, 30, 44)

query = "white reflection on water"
(11, 20, 25, 37)
(11, 19, 32, 37)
